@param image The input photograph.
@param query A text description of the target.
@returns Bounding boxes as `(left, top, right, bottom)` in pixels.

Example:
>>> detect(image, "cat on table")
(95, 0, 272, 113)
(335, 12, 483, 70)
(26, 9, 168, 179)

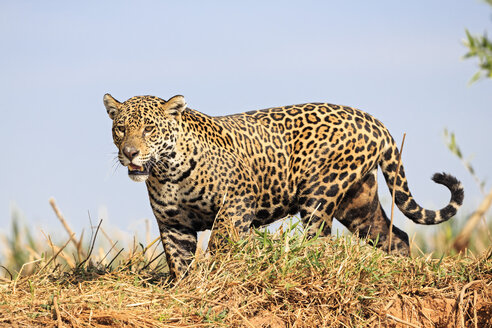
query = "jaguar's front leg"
(157, 222, 197, 279)
(209, 190, 257, 251)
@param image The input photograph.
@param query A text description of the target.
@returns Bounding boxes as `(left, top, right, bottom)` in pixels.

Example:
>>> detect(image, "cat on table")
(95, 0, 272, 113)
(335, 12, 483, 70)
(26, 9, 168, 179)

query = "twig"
(77, 229, 85, 258)
(12, 259, 42, 294)
(126, 299, 160, 307)
(143, 236, 161, 253)
(40, 230, 75, 268)
(452, 187, 492, 252)
(458, 280, 483, 328)
(96, 241, 119, 267)
(386, 313, 421, 328)
(45, 240, 75, 269)
(99, 226, 116, 250)
(141, 250, 165, 271)
(123, 236, 161, 269)
(88, 309, 93, 326)
(53, 295, 63, 328)
(0, 265, 13, 281)
(146, 219, 151, 248)
(383, 295, 398, 311)
(389, 133, 406, 253)
(77, 220, 103, 269)
(49, 198, 86, 260)
(106, 248, 125, 269)
(473, 289, 478, 328)
(38, 234, 74, 275)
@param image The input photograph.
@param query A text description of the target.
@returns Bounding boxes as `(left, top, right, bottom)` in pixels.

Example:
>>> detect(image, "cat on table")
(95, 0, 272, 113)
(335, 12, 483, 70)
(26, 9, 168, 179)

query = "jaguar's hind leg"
(335, 168, 410, 256)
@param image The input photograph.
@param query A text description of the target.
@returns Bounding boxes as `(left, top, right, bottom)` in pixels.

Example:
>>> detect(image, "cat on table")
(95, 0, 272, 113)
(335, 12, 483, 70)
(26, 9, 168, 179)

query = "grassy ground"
(0, 220, 491, 328)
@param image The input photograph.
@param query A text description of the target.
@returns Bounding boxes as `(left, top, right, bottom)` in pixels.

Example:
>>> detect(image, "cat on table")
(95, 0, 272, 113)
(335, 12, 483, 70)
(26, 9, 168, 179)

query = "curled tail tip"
(431, 172, 459, 187)
(395, 172, 464, 225)
(420, 172, 464, 225)
(431, 172, 464, 206)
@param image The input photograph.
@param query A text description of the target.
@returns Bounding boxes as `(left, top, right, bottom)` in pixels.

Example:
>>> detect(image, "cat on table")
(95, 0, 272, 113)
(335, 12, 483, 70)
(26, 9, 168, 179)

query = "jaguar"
(103, 94, 464, 278)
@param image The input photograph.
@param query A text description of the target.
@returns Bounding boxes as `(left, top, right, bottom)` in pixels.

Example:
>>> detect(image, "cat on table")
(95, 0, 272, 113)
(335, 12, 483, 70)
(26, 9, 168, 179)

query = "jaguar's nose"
(123, 146, 140, 160)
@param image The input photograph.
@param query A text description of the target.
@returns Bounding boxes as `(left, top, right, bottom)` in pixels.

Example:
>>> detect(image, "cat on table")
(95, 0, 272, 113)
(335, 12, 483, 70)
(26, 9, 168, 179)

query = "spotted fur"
(104, 94, 464, 278)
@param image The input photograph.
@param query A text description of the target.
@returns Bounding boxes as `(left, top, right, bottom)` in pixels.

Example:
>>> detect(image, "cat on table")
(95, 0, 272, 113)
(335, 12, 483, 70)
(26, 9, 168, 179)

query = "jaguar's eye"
(144, 126, 155, 133)
(116, 125, 125, 133)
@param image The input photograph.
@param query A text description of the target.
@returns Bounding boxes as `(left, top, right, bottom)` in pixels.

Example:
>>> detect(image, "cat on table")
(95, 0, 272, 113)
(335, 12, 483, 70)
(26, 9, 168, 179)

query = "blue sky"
(1, 1, 491, 243)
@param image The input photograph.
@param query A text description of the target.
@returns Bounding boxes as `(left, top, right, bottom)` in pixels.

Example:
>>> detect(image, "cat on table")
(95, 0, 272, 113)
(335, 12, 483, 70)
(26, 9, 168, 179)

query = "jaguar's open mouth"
(128, 163, 150, 176)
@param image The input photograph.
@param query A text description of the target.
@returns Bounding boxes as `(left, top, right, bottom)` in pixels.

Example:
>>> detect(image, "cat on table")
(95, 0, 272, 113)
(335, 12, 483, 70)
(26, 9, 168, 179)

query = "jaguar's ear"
(103, 94, 121, 120)
(163, 95, 187, 115)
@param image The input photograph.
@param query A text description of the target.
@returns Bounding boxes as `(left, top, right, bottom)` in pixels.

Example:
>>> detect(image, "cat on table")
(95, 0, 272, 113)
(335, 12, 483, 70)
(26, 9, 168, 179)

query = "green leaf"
(468, 71, 482, 85)
(465, 29, 475, 48)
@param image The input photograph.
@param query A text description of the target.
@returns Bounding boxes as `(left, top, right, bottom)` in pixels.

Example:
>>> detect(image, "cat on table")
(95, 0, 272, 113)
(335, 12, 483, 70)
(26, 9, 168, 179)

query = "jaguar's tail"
(379, 137, 464, 224)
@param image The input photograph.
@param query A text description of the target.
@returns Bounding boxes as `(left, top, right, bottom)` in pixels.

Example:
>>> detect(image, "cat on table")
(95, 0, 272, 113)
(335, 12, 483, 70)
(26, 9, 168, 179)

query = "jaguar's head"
(103, 94, 187, 182)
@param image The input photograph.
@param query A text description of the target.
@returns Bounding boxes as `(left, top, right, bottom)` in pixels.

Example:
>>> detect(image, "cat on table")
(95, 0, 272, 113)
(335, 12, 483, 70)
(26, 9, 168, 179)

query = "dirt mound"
(384, 280, 492, 328)
(1, 230, 490, 327)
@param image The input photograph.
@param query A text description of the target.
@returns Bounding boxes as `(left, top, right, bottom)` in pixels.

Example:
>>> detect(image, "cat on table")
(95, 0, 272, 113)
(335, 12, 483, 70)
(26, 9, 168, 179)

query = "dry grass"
(1, 220, 491, 328)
